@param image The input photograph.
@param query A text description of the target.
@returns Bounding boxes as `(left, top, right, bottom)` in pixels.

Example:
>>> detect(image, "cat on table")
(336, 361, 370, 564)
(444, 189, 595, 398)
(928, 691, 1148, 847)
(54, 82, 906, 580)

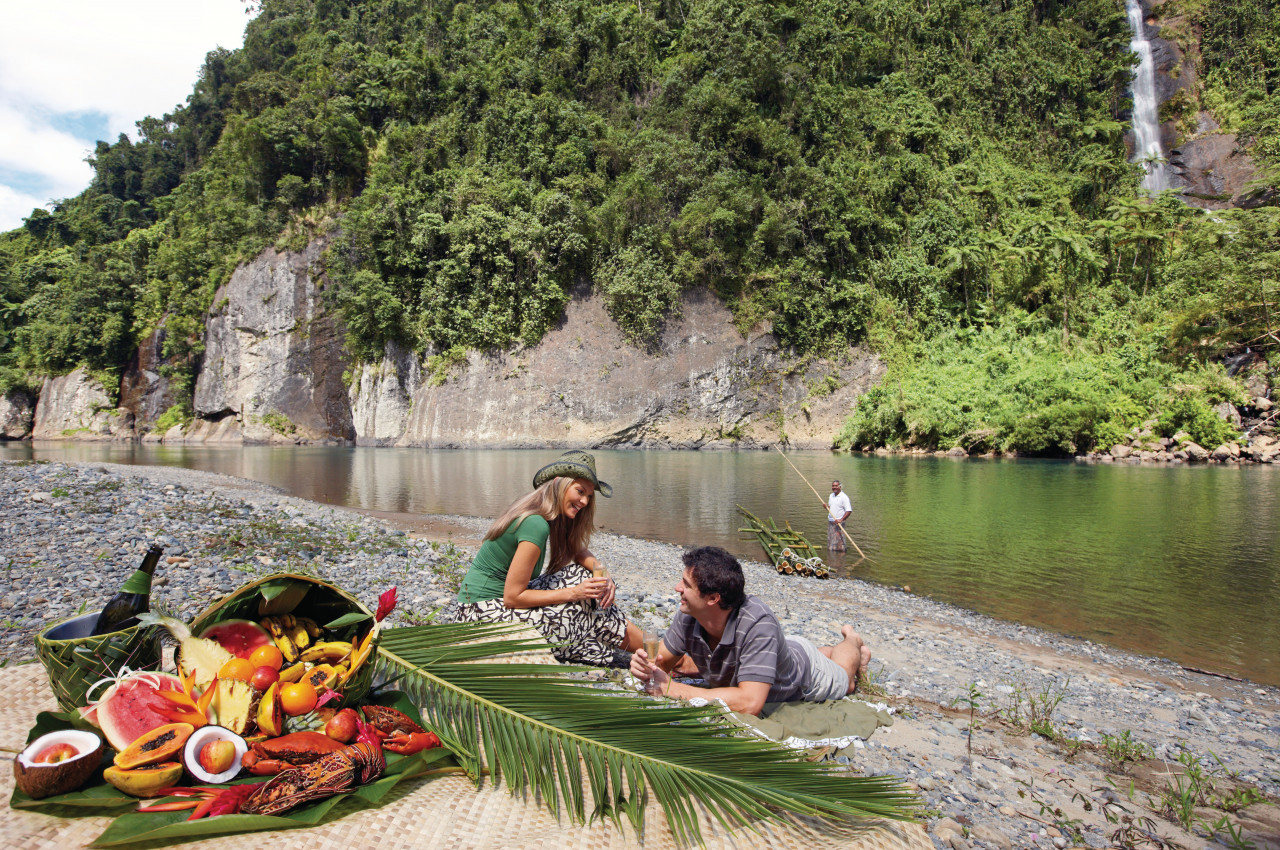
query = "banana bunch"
(298, 640, 353, 664)
(261, 614, 321, 663)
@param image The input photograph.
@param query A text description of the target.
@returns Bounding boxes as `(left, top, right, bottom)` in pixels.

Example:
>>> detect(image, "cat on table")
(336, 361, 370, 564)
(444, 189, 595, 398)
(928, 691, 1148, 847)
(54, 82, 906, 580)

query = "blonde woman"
(449, 450, 642, 664)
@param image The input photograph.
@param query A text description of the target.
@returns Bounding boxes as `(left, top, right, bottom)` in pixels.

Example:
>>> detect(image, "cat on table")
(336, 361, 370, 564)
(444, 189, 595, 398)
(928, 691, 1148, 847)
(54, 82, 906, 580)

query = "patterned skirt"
(443, 564, 628, 665)
(827, 520, 846, 551)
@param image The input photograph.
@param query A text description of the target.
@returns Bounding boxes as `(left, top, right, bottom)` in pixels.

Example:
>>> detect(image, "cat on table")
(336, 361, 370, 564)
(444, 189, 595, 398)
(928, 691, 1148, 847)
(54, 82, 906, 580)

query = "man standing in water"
(631, 546, 871, 716)
(827, 480, 852, 552)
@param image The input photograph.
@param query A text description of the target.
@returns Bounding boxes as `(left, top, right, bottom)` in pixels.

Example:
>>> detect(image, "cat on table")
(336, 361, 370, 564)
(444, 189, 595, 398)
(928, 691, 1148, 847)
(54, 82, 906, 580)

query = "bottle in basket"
(92, 545, 163, 635)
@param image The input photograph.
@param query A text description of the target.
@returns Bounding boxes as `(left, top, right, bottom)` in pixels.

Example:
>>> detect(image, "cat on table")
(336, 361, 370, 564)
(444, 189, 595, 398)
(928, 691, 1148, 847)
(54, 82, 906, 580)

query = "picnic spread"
(6, 568, 930, 848)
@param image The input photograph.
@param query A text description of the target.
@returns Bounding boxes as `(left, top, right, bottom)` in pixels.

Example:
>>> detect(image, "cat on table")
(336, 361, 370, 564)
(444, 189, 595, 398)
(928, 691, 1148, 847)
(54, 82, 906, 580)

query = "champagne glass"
(642, 630, 663, 694)
(591, 560, 608, 580)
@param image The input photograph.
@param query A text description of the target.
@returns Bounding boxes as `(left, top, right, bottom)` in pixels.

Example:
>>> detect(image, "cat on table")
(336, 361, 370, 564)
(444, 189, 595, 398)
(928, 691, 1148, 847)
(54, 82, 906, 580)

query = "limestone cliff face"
(119, 323, 179, 437)
(347, 288, 881, 450)
(189, 238, 354, 444)
(0, 390, 35, 439)
(31, 368, 134, 440)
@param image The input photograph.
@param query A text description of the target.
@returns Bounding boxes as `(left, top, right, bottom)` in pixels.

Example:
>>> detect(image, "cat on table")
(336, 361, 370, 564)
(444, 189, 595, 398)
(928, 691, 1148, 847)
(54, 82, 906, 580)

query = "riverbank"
(2, 459, 1277, 849)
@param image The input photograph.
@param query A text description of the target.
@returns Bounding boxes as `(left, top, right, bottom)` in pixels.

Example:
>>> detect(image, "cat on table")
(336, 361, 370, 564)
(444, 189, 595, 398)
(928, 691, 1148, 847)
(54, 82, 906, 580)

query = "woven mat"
(1, 662, 931, 850)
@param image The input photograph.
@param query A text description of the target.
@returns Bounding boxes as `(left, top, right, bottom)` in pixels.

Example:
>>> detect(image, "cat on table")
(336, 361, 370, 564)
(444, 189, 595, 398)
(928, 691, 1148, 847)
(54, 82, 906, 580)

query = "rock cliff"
(348, 287, 881, 449)
(17, 238, 877, 449)
(188, 238, 355, 444)
(31, 368, 134, 440)
(0, 390, 35, 439)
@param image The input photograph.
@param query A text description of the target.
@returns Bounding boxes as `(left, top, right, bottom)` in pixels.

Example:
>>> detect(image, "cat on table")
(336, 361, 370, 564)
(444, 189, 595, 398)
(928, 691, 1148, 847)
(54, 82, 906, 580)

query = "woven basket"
(35, 613, 162, 712)
(189, 573, 378, 707)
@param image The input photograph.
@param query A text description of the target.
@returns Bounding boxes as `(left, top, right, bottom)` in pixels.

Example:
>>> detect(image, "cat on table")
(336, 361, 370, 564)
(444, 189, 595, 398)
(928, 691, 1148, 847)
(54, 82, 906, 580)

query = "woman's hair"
(484, 477, 595, 571)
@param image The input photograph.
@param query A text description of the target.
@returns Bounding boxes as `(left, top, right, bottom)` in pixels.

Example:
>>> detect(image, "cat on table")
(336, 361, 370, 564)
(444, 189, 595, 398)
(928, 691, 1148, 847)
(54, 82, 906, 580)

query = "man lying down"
(630, 546, 872, 716)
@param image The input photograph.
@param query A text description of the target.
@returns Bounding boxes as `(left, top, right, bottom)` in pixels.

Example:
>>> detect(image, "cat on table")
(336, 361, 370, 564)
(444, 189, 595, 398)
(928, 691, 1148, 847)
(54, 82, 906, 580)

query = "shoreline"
(2, 459, 1277, 849)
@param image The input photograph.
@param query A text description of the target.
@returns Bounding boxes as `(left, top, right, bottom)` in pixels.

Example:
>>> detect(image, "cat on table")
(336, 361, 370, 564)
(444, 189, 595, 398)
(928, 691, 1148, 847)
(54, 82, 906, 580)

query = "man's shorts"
(787, 636, 850, 702)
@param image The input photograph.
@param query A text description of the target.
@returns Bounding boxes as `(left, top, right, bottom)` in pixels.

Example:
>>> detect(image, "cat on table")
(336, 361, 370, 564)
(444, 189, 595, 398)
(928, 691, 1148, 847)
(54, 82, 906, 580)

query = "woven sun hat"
(532, 449, 613, 497)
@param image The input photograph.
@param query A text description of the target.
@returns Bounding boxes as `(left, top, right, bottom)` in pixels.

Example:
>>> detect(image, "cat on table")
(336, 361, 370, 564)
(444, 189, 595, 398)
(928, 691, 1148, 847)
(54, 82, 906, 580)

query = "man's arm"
(647, 666, 772, 716)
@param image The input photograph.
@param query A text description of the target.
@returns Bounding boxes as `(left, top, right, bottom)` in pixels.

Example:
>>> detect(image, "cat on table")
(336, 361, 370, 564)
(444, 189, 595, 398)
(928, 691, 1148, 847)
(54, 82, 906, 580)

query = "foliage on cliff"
(0, 0, 1276, 452)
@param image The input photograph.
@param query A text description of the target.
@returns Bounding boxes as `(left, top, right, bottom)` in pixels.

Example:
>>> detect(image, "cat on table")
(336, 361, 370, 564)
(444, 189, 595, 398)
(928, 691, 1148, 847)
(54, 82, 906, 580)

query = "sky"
(0, 1, 252, 233)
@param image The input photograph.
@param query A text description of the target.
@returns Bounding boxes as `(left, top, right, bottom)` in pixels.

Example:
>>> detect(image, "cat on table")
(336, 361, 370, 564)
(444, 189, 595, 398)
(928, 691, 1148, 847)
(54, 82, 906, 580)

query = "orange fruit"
(249, 644, 284, 671)
(218, 657, 255, 683)
(279, 682, 318, 716)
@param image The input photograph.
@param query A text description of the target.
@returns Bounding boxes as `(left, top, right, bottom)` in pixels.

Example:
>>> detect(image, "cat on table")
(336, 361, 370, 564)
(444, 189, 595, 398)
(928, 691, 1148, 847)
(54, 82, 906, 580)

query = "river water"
(3, 442, 1277, 685)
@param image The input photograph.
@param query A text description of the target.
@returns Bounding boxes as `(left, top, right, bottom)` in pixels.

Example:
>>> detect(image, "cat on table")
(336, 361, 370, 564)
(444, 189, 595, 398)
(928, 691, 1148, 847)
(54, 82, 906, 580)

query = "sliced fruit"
(183, 726, 247, 784)
(83, 671, 188, 752)
(102, 762, 184, 798)
(137, 613, 234, 688)
(199, 619, 274, 660)
(114, 722, 194, 769)
(301, 664, 338, 691)
(208, 679, 257, 736)
(257, 682, 283, 737)
(14, 730, 103, 800)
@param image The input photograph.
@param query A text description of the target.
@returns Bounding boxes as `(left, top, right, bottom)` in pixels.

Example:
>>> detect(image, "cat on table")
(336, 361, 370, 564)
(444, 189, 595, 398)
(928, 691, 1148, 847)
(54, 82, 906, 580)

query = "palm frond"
(376, 622, 918, 845)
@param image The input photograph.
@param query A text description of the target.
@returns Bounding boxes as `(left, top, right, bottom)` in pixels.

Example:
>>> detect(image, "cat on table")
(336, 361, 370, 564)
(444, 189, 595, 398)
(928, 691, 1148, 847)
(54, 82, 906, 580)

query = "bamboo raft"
(737, 505, 829, 578)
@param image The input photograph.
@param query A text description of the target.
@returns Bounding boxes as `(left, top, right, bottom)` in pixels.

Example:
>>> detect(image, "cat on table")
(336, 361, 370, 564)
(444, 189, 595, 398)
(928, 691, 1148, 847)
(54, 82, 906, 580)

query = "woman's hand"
(599, 577, 617, 608)
(565, 577, 609, 603)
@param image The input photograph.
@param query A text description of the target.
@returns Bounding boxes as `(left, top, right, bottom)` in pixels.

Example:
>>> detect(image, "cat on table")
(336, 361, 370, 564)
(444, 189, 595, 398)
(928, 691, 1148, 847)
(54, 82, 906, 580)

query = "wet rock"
(1184, 442, 1210, 461)
(1109, 445, 1132, 459)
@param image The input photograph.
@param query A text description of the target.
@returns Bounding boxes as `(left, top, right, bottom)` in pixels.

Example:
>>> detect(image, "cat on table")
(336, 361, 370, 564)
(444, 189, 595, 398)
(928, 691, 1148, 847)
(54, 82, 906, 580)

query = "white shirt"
(827, 491, 851, 522)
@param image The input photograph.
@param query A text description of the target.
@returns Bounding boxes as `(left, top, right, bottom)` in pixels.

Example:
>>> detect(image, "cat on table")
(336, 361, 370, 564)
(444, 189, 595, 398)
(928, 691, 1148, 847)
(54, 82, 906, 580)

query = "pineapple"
(136, 613, 233, 688)
(208, 679, 257, 736)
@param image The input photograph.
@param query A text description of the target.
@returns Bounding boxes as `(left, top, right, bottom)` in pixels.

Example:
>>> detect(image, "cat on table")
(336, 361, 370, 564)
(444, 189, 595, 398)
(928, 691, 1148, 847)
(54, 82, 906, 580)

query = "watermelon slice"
(198, 619, 273, 659)
(81, 671, 187, 752)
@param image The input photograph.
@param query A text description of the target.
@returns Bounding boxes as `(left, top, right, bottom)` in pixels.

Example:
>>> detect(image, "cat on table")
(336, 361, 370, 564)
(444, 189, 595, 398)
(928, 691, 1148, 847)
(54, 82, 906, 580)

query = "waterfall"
(1124, 0, 1169, 194)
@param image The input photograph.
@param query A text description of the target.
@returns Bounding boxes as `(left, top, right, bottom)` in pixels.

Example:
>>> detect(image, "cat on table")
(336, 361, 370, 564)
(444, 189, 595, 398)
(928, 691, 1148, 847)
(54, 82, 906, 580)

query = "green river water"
(4, 443, 1277, 686)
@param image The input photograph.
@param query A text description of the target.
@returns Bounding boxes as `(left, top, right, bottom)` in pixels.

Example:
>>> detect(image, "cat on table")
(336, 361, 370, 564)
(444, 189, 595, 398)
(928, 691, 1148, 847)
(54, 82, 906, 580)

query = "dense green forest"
(0, 0, 1276, 452)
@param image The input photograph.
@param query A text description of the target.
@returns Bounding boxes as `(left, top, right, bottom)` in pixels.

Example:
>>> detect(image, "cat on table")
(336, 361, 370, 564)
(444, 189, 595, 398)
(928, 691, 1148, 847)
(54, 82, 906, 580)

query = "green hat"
(532, 450, 613, 498)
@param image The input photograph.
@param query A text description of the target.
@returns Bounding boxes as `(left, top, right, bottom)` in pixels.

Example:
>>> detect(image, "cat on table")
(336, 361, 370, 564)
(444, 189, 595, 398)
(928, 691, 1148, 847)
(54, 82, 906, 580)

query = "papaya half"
(113, 723, 194, 770)
(103, 761, 184, 797)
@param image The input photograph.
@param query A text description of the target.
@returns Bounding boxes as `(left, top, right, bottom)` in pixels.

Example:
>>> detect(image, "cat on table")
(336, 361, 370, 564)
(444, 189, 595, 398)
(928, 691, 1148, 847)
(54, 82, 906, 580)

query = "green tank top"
(456, 514, 550, 603)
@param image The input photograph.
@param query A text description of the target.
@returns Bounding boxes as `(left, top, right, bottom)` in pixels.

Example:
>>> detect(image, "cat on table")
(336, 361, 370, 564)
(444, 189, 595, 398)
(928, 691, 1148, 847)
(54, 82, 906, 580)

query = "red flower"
(375, 586, 398, 623)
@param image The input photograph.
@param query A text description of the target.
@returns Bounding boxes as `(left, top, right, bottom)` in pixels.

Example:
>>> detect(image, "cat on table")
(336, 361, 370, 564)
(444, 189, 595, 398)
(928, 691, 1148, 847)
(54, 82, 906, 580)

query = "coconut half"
(14, 730, 103, 799)
(183, 725, 248, 784)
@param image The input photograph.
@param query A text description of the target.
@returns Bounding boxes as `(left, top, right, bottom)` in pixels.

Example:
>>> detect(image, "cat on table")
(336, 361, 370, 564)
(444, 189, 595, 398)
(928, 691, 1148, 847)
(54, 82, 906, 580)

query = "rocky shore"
(2, 459, 1277, 849)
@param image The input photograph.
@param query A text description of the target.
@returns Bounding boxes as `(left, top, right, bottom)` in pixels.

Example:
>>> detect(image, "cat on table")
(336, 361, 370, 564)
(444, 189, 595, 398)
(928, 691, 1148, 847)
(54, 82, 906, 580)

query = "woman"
(449, 450, 642, 664)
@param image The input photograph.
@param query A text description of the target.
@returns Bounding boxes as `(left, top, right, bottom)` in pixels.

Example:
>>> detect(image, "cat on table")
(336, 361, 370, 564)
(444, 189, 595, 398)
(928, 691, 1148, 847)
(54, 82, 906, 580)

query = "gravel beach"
(2, 459, 1277, 849)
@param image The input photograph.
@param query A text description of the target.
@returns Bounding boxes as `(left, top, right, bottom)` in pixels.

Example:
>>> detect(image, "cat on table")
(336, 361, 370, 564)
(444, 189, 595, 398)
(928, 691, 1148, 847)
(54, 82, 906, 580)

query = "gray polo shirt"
(664, 595, 809, 703)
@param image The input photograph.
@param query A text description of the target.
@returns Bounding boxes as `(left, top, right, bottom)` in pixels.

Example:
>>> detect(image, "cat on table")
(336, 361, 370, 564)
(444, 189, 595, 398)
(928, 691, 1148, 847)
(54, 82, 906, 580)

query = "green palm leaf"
(375, 622, 918, 845)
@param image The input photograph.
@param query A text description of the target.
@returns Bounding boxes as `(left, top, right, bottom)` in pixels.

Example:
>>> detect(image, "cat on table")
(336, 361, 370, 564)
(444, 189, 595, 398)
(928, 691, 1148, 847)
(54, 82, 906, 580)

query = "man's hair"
(832, 480, 841, 486)
(681, 546, 746, 611)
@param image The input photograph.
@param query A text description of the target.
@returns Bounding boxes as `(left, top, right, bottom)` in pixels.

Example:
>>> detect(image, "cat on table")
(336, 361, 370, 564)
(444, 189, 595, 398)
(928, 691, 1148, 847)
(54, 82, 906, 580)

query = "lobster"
(360, 704, 442, 755)
(240, 719, 386, 816)
(240, 731, 345, 776)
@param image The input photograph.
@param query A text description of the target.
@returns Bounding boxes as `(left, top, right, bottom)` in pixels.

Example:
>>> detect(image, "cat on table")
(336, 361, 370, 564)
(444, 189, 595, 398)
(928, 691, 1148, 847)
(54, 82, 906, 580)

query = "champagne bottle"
(92, 545, 163, 635)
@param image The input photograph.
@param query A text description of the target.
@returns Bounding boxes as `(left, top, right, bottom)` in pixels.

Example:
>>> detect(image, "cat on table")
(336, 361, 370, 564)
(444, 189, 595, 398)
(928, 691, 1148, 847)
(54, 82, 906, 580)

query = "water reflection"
(2, 442, 1277, 685)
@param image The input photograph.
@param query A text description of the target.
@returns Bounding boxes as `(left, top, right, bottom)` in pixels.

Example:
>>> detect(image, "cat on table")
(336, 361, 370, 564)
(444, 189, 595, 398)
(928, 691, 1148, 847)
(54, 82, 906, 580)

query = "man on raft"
(630, 546, 872, 716)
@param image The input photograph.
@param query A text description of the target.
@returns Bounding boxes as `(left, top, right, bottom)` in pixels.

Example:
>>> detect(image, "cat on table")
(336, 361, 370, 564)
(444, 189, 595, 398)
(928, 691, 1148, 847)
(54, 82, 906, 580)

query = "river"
(3, 442, 1277, 686)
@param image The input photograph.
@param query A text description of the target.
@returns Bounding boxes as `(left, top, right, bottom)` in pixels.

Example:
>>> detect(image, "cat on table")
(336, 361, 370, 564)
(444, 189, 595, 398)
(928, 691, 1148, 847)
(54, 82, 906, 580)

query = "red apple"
(33, 742, 78, 764)
(324, 708, 358, 743)
(250, 665, 280, 692)
(198, 740, 236, 774)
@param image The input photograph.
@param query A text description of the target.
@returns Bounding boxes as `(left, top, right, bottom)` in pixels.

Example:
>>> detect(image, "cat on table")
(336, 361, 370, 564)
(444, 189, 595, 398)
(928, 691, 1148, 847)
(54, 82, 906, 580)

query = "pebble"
(2, 458, 1278, 848)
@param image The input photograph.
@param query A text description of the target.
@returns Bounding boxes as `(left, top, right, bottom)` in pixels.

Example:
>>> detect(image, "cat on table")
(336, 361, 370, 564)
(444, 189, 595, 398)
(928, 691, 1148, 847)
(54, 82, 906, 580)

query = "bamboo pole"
(774, 446, 867, 559)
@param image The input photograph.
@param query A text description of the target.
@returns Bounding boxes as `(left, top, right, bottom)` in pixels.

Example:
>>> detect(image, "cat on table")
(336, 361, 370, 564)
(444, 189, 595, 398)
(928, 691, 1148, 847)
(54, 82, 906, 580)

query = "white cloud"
(0, 0, 250, 230)
(0, 184, 52, 233)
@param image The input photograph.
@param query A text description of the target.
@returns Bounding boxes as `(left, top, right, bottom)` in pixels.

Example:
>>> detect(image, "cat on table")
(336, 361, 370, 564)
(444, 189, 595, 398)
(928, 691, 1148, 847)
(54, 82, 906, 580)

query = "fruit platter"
(11, 574, 455, 846)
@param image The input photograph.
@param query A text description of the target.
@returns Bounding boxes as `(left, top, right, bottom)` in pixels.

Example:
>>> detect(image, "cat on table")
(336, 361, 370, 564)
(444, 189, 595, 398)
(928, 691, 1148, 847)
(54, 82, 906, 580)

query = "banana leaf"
(376, 621, 919, 846)
(11, 692, 459, 848)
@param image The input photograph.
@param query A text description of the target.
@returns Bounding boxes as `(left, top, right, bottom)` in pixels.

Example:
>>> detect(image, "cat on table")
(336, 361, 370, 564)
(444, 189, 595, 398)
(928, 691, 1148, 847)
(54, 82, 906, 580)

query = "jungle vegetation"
(0, 0, 1276, 453)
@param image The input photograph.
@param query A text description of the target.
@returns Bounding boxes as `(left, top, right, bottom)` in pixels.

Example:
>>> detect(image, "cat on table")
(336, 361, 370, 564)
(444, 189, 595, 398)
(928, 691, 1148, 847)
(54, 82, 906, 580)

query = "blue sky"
(0, 1, 251, 232)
